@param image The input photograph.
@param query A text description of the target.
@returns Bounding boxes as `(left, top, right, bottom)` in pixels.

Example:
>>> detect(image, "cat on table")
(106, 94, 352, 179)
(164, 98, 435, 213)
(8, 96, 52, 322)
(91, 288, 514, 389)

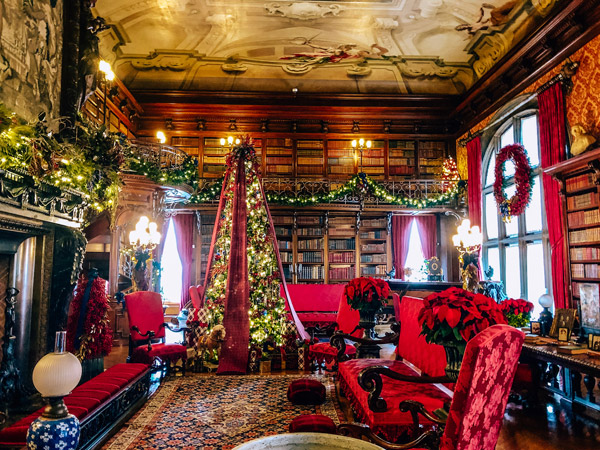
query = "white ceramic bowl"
(232, 432, 384, 450)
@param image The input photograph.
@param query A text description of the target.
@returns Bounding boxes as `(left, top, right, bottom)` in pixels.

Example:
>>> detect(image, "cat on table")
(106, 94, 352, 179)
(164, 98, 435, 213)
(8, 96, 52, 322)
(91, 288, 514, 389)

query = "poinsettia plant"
(418, 287, 507, 344)
(499, 298, 534, 327)
(345, 277, 390, 314)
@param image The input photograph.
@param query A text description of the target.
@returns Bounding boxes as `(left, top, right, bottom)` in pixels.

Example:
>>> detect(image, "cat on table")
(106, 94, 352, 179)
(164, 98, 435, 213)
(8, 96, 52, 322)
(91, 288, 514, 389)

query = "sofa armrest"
(358, 365, 452, 413)
(337, 421, 441, 450)
(131, 326, 155, 352)
(330, 322, 401, 362)
(161, 322, 189, 333)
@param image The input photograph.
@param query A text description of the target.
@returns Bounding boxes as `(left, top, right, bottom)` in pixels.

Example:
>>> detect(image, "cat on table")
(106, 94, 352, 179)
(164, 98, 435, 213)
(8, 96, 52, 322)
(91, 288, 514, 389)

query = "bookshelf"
(199, 214, 216, 282)
(202, 137, 228, 177)
(358, 215, 390, 277)
(327, 140, 355, 178)
(296, 214, 325, 283)
(389, 140, 416, 178)
(296, 139, 324, 177)
(171, 136, 200, 157)
(328, 215, 357, 283)
(359, 140, 386, 179)
(266, 138, 293, 177)
(273, 213, 294, 282)
(418, 140, 446, 178)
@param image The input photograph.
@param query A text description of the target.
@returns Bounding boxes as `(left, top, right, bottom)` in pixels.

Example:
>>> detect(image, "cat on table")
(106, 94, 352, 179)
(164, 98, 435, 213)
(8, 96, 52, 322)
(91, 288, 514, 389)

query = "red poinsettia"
(345, 277, 390, 313)
(499, 298, 534, 327)
(418, 287, 507, 344)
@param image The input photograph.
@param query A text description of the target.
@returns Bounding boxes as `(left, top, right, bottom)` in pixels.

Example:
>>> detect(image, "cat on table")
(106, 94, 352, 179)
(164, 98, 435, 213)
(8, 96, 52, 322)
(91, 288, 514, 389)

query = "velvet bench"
(337, 296, 452, 442)
(283, 284, 346, 329)
(0, 363, 151, 450)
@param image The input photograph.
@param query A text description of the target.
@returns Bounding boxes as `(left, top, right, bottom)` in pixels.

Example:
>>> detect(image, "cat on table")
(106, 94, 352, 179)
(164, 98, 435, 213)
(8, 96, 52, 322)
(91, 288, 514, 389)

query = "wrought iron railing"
(129, 140, 189, 170)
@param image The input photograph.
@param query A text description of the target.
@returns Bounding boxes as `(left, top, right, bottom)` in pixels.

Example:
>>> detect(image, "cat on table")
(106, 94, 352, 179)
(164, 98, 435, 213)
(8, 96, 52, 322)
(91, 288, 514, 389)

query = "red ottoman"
(289, 414, 336, 434)
(287, 379, 326, 405)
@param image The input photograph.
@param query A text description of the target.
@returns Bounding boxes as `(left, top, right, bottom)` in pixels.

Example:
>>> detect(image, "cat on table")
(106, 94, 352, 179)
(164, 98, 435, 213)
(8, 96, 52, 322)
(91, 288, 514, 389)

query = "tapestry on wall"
(0, 0, 62, 119)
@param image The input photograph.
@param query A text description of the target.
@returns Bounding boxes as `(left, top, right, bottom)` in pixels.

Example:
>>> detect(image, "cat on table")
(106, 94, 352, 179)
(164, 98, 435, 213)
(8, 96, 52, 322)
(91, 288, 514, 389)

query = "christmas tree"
(441, 156, 460, 192)
(202, 136, 308, 374)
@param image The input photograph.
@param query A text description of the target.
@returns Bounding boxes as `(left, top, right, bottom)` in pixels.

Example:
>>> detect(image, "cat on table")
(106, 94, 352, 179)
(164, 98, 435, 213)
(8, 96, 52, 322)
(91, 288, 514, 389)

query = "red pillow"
(289, 414, 336, 434)
(286, 379, 326, 405)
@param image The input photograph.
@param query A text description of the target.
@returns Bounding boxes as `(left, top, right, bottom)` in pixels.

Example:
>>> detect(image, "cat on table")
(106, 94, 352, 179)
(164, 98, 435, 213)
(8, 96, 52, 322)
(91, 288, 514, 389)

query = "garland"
(493, 144, 534, 221)
(190, 172, 465, 208)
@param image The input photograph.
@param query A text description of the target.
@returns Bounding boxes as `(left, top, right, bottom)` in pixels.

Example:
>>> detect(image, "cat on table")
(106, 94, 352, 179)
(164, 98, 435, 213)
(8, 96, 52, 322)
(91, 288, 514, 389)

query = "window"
(404, 220, 426, 281)
(160, 218, 183, 304)
(481, 110, 550, 317)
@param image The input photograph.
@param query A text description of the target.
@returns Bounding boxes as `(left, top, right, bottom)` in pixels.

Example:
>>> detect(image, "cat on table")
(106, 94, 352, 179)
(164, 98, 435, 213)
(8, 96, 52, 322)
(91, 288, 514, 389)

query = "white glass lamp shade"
(538, 292, 553, 309)
(452, 234, 462, 247)
(32, 352, 81, 398)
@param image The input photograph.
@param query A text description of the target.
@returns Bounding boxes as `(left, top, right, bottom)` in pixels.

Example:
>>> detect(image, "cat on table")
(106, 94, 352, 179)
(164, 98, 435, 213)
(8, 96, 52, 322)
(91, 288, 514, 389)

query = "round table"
(232, 432, 384, 449)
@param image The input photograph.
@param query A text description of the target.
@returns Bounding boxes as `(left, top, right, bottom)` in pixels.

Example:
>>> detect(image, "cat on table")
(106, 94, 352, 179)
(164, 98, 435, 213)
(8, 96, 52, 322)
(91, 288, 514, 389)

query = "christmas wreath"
(493, 144, 534, 221)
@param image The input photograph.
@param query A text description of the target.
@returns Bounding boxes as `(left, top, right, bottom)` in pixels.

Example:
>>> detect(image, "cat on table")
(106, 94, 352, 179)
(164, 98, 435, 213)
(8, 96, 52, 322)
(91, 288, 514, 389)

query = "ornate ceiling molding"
(264, 2, 345, 21)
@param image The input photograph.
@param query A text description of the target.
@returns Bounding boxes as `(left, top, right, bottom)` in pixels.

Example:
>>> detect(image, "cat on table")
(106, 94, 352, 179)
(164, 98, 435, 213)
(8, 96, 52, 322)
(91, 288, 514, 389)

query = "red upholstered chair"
(189, 286, 201, 309)
(338, 324, 525, 450)
(125, 291, 187, 376)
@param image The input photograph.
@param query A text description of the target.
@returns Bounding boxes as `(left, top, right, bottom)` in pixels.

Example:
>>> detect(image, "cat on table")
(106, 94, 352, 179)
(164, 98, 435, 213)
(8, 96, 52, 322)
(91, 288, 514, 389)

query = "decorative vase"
(442, 341, 467, 381)
(358, 310, 378, 338)
(259, 360, 271, 374)
(27, 414, 80, 450)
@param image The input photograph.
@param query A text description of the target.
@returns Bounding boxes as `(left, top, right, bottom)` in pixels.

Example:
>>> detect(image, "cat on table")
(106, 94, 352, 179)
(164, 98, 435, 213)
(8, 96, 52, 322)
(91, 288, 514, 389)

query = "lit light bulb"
(220, 138, 226, 146)
(156, 131, 166, 144)
(227, 136, 233, 145)
(351, 140, 357, 148)
(366, 140, 372, 148)
(235, 138, 240, 145)
(359, 138, 365, 146)
(99, 60, 111, 74)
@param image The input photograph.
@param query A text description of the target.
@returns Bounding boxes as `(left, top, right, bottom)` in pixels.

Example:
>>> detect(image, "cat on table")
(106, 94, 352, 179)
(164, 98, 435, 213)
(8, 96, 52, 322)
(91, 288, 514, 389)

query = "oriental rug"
(102, 374, 344, 450)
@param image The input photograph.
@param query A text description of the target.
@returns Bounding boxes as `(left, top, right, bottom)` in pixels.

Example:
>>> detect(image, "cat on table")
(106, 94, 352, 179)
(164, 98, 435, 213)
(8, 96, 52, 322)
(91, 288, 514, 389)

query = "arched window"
(481, 107, 550, 315)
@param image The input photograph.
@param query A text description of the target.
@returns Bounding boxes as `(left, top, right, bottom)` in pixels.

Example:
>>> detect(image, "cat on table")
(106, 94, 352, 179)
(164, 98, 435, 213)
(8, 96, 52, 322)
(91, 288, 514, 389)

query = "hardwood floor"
(104, 342, 600, 449)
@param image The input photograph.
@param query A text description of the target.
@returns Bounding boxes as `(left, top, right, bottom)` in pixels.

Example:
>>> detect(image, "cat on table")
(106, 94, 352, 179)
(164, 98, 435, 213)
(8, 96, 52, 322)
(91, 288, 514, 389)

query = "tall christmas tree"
(202, 136, 308, 374)
(440, 156, 460, 193)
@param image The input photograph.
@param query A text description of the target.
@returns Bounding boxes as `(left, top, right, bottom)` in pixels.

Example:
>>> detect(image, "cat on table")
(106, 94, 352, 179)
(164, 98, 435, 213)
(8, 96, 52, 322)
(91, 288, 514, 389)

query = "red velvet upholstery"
(125, 291, 167, 341)
(440, 324, 524, 450)
(287, 379, 327, 405)
(282, 284, 345, 327)
(0, 363, 150, 448)
(131, 343, 188, 365)
(339, 358, 451, 441)
(289, 414, 336, 434)
(395, 296, 447, 377)
(189, 285, 201, 309)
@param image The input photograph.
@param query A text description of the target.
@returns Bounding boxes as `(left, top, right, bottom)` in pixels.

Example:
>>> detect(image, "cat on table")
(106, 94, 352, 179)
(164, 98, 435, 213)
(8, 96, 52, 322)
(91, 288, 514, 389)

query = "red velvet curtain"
(392, 216, 414, 280)
(173, 214, 195, 309)
(467, 136, 482, 228)
(539, 83, 569, 309)
(414, 215, 437, 260)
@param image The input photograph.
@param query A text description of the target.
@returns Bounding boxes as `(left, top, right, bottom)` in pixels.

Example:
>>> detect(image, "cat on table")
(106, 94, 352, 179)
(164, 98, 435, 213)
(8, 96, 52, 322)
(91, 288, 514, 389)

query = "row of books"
(201, 224, 214, 235)
(298, 265, 324, 280)
(571, 263, 600, 278)
(570, 247, 600, 260)
(297, 228, 323, 236)
(420, 166, 443, 174)
(329, 266, 355, 280)
(361, 243, 385, 252)
(328, 166, 355, 174)
(328, 228, 355, 237)
(280, 252, 293, 263)
(389, 150, 415, 157)
(565, 173, 593, 193)
(297, 150, 323, 157)
(390, 166, 416, 175)
(389, 140, 416, 149)
(297, 140, 323, 149)
(327, 157, 354, 164)
(273, 216, 294, 225)
(569, 227, 600, 244)
(266, 165, 293, 173)
(267, 138, 293, 147)
(361, 265, 387, 275)
(275, 226, 292, 236)
(278, 241, 293, 249)
(329, 252, 355, 263)
(266, 148, 293, 155)
(329, 238, 356, 250)
(361, 218, 387, 228)
(567, 192, 598, 210)
(297, 157, 323, 165)
(298, 239, 324, 249)
(298, 252, 323, 263)
(360, 157, 385, 165)
(363, 167, 385, 174)
(419, 157, 444, 165)
(327, 149, 354, 157)
(567, 209, 600, 227)
(389, 158, 416, 166)
(265, 157, 293, 164)
(172, 137, 198, 146)
(297, 166, 323, 174)
(203, 147, 230, 156)
(361, 254, 386, 263)
(203, 165, 225, 173)
(360, 231, 387, 239)
(283, 266, 291, 280)
(297, 216, 323, 225)
(201, 235, 211, 245)
(420, 141, 445, 150)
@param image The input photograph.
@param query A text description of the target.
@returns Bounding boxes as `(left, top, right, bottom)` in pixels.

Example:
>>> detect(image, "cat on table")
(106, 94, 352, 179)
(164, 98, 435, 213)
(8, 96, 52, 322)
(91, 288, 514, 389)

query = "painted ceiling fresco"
(94, 0, 561, 96)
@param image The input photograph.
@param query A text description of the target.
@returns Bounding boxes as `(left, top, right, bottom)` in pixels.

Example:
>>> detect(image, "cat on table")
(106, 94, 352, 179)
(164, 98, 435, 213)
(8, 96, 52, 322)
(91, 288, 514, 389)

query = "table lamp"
(538, 291, 554, 337)
(26, 331, 82, 450)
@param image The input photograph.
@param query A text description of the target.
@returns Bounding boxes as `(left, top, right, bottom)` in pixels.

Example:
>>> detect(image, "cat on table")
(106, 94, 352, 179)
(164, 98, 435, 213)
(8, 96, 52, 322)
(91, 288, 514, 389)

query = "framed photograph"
(579, 283, 600, 335)
(550, 308, 577, 339)
(558, 327, 569, 342)
(530, 321, 541, 335)
(593, 335, 600, 352)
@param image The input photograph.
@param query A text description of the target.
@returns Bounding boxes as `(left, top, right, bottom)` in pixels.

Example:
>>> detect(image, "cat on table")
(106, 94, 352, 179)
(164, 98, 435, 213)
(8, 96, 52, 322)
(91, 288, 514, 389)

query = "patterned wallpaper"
(457, 32, 600, 178)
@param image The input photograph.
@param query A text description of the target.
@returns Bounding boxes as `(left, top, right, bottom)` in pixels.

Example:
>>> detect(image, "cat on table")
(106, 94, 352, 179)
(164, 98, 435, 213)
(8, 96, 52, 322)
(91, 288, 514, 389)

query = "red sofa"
(0, 363, 151, 450)
(338, 296, 451, 442)
(282, 284, 345, 328)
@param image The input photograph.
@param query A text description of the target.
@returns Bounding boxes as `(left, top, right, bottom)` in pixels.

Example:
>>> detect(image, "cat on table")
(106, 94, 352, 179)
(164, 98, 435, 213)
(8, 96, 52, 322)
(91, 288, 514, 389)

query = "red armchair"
(125, 291, 188, 376)
(338, 324, 525, 449)
(188, 285, 204, 309)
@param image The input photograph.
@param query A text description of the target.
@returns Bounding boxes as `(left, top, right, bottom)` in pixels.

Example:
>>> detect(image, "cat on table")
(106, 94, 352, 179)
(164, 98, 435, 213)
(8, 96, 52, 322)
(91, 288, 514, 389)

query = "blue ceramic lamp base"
(26, 413, 80, 450)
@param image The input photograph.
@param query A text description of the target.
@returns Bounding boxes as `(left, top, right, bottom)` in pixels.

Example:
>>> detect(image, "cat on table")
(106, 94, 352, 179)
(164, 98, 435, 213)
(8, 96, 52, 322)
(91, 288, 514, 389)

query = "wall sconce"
(452, 219, 482, 292)
(351, 138, 372, 173)
(220, 136, 241, 147)
(156, 131, 166, 144)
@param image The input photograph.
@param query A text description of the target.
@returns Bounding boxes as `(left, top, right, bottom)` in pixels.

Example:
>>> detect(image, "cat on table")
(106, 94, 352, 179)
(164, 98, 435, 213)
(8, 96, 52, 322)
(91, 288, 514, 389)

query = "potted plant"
(418, 287, 506, 380)
(344, 277, 390, 336)
(499, 298, 534, 328)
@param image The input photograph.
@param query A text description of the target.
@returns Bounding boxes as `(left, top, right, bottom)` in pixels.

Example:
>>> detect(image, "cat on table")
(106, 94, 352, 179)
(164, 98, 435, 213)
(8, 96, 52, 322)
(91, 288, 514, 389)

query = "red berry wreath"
(493, 143, 534, 221)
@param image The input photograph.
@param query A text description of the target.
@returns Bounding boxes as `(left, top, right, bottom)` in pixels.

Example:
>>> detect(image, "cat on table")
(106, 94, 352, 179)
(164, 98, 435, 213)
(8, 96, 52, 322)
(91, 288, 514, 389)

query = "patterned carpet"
(103, 374, 345, 450)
